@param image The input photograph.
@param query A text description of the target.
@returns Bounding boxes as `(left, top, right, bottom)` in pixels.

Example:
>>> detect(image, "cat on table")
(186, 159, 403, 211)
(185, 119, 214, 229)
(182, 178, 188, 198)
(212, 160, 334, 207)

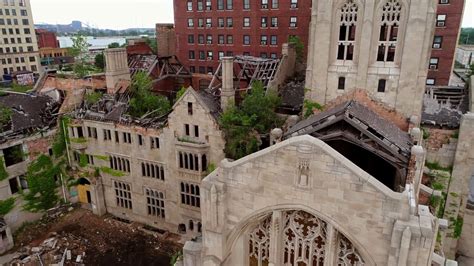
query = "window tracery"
(377, 0, 402, 62)
(249, 216, 271, 266)
(337, 234, 365, 265)
(337, 0, 358, 61)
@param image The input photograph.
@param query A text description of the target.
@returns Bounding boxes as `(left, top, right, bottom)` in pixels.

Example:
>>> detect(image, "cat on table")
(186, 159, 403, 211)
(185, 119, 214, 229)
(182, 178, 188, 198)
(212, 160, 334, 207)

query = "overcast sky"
(31, 0, 474, 30)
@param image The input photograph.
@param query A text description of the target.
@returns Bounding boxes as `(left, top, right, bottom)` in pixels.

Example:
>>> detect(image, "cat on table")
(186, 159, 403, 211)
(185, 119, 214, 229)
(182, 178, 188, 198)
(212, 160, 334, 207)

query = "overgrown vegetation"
(128, 72, 171, 118)
(68, 34, 101, 78)
(175, 86, 187, 102)
(459, 28, 474, 45)
(0, 104, 12, 132)
(170, 251, 183, 266)
(100, 167, 126, 177)
(0, 156, 8, 181)
(425, 161, 453, 172)
(453, 216, 464, 239)
(94, 53, 105, 70)
(303, 99, 323, 118)
(421, 127, 430, 140)
(11, 83, 33, 93)
(85, 91, 103, 106)
(0, 197, 15, 216)
(23, 155, 61, 212)
(288, 35, 304, 62)
(219, 81, 282, 159)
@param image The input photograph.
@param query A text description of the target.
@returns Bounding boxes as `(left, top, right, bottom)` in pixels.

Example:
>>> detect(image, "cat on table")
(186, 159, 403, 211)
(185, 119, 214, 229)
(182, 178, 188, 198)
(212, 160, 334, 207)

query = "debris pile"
(6, 208, 182, 266)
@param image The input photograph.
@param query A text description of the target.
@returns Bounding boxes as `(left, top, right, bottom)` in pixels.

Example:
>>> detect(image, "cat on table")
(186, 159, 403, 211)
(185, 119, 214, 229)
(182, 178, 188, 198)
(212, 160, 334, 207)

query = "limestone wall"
(424, 128, 458, 168)
(305, 0, 437, 118)
(458, 209, 474, 257)
(200, 136, 437, 265)
(68, 88, 225, 238)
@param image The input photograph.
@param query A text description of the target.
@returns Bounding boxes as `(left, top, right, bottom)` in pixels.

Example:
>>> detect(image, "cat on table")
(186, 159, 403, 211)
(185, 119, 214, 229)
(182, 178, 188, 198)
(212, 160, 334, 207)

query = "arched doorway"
(247, 210, 365, 266)
(77, 178, 92, 205)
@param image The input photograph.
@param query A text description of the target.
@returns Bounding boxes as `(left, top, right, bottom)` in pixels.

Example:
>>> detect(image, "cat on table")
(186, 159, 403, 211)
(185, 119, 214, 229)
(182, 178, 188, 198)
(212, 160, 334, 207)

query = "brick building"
(173, 0, 311, 74)
(427, 0, 465, 86)
(35, 29, 59, 49)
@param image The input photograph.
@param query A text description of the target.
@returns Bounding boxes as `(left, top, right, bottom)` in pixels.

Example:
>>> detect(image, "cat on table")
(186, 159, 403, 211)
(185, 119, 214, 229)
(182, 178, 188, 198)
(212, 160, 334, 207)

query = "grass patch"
(11, 83, 33, 93)
(100, 167, 126, 177)
(425, 161, 452, 172)
(0, 197, 15, 216)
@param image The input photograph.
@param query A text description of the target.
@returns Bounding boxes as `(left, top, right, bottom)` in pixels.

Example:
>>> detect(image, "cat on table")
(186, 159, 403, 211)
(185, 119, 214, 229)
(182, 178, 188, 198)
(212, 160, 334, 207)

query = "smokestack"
(221, 57, 234, 111)
(105, 48, 131, 93)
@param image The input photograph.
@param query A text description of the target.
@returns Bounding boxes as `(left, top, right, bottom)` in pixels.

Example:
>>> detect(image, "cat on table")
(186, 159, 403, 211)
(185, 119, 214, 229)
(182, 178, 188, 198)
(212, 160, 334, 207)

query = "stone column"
(91, 178, 107, 216)
(323, 224, 338, 266)
(269, 210, 284, 266)
(397, 227, 412, 266)
(220, 57, 234, 111)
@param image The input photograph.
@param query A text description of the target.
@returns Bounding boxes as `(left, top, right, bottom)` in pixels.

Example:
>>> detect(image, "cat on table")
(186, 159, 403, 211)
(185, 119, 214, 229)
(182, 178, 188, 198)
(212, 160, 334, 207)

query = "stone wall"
(68, 88, 225, 238)
(458, 208, 474, 257)
(199, 136, 437, 265)
(424, 128, 458, 168)
(40, 76, 106, 91)
(443, 113, 474, 258)
(305, 0, 437, 118)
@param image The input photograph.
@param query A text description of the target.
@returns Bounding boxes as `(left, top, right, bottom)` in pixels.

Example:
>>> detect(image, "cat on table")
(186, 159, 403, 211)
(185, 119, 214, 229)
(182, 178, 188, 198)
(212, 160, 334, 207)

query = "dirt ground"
(10, 207, 182, 265)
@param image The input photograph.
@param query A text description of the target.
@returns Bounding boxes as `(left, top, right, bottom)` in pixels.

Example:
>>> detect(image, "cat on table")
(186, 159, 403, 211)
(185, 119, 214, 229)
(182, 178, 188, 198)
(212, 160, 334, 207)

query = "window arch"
(337, 0, 358, 61)
(377, 0, 402, 62)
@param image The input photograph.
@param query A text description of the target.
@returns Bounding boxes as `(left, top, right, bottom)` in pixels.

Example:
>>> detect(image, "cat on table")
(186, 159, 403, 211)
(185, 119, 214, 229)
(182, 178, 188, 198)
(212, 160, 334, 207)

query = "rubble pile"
(6, 208, 181, 266)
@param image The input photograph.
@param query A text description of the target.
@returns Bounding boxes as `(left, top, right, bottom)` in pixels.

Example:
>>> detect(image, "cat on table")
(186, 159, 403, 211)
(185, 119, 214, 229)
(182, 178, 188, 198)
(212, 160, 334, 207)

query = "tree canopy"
(219, 81, 282, 159)
(128, 72, 171, 118)
(459, 28, 474, 45)
(0, 104, 12, 132)
(94, 53, 105, 70)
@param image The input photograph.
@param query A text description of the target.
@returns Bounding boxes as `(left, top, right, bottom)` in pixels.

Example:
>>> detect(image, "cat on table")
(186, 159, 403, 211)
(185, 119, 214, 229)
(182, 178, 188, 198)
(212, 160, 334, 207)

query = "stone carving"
(248, 216, 271, 266)
(337, 233, 365, 265)
(283, 211, 327, 265)
(297, 159, 311, 187)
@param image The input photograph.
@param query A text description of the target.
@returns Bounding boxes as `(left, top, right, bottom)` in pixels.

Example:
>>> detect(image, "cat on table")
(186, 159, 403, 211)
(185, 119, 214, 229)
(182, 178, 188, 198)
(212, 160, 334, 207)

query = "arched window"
(377, 0, 402, 62)
(337, 0, 358, 61)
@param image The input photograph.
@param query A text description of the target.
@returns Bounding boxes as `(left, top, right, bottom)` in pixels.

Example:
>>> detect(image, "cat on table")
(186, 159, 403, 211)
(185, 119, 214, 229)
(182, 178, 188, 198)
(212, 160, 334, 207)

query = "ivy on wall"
(0, 156, 8, 181)
(0, 197, 15, 216)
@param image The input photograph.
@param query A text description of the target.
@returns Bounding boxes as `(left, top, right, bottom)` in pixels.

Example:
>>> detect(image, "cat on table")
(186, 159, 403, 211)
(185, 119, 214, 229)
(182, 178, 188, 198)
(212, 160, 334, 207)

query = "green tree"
(108, 42, 121, 48)
(468, 63, 474, 78)
(69, 34, 91, 78)
(144, 37, 157, 54)
(459, 28, 474, 45)
(23, 155, 60, 212)
(128, 72, 171, 118)
(220, 81, 282, 159)
(0, 104, 12, 132)
(288, 36, 305, 62)
(94, 53, 105, 70)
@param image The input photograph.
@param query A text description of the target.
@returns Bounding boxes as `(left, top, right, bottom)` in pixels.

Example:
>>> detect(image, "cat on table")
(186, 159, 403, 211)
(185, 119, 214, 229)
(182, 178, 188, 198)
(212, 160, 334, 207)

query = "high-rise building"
(426, 0, 465, 86)
(0, 0, 40, 78)
(173, 0, 311, 74)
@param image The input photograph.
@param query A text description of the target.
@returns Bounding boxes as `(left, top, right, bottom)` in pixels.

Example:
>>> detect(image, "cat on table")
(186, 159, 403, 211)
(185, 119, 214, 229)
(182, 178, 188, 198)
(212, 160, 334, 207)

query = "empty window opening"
(338, 77, 346, 90)
(3, 145, 24, 166)
(378, 79, 387, 93)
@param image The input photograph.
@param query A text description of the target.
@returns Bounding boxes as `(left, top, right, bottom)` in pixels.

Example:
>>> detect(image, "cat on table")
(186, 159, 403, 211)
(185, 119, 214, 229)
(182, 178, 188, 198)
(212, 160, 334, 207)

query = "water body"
(57, 36, 127, 50)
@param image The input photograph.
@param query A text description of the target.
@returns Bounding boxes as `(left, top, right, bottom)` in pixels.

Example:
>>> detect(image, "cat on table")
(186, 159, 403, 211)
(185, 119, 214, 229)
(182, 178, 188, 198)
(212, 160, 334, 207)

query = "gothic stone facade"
(305, 0, 437, 118)
(197, 136, 437, 265)
(68, 89, 225, 238)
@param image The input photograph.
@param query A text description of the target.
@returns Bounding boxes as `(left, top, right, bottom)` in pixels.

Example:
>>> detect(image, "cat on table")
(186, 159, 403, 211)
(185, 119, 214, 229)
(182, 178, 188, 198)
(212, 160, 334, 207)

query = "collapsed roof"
(285, 100, 413, 191)
(0, 93, 60, 143)
(422, 86, 469, 128)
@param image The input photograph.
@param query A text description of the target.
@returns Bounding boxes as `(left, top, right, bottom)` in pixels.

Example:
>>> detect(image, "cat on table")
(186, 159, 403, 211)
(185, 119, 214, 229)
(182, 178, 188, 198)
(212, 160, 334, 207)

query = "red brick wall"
(36, 30, 59, 49)
(173, 0, 311, 73)
(428, 0, 465, 86)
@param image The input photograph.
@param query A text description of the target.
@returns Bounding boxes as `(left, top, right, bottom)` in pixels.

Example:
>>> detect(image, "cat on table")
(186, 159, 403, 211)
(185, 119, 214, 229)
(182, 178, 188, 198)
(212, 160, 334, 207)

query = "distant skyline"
(31, 0, 474, 30)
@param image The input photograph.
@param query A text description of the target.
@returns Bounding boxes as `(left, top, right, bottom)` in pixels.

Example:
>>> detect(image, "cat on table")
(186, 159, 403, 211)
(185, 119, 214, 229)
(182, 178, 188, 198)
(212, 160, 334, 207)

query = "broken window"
(104, 129, 112, 141)
(377, 0, 401, 62)
(87, 127, 97, 139)
(150, 137, 160, 149)
(109, 156, 130, 173)
(185, 124, 190, 136)
(194, 125, 199, 138)
(178, 152, 200, 172)
(114, 180, 132, 209)
(337, 0, 358, 61)
(76, 127, 84, 138)
(338, 77, 346, 90)
(3, 144, 24, 166)
(141, 162, 165, 180)
(378, 79, 387, 93)
(123, 132, 132, 144)
(180, 182, 200, 208)
(138, 135, 144, 146)
(188, 102, 193, 115)
(146, 188, 165, 218)
(9, 178, 19, 194)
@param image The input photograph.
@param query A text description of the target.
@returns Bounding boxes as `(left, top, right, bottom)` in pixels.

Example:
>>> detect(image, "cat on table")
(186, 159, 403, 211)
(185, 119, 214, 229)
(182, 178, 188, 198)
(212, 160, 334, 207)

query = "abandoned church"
(1, 0, 473, 265)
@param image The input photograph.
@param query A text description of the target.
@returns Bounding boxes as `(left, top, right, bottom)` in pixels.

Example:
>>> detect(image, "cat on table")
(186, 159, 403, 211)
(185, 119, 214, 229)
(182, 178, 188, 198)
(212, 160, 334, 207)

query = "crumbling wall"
(267, 43, 296, 92)
(320, 89, 409, 131)
(41, 76, 106, 92)
(423, 128, 457, 168)
(26, 134, 55, 161)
